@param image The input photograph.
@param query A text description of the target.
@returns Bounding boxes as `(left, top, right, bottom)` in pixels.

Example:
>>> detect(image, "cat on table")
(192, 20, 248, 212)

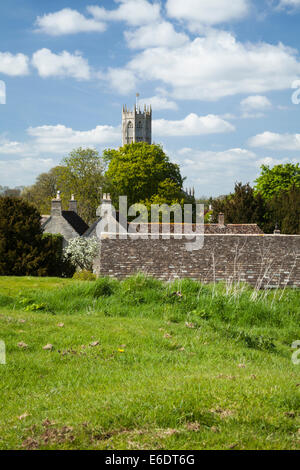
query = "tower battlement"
(122, 104, 152, 146)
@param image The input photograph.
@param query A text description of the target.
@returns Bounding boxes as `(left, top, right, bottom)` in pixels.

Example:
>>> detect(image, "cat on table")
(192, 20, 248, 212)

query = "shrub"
(92, 277, 118, 298)
(63, 237, 99, 271)
(73, 270, 97, 281)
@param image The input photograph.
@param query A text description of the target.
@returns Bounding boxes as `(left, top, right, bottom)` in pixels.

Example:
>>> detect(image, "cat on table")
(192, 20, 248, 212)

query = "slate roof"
(41, 215, 50, 226)
(41, 211, 89, 236)
(61, 211, 89, 236)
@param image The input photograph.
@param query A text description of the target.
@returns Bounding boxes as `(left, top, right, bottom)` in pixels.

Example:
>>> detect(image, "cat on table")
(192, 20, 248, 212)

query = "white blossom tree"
(63, 237, 99, 272)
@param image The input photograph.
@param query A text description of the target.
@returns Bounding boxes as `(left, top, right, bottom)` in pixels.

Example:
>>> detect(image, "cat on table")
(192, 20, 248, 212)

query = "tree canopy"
(211, 181, 300, 234)
(22, 148, 104, 224)
(211, 183, 267, 228)
(104, 142, 188, 208)
(267, 186, 300, 235)
(58, 148, 104, 223)
(0, 197, 46, 275)
(22, 166, 62, 215)
(254, 163, 300, 200)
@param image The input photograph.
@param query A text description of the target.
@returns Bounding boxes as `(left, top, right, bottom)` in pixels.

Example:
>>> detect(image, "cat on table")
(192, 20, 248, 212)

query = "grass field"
(0, 275, 299, 450)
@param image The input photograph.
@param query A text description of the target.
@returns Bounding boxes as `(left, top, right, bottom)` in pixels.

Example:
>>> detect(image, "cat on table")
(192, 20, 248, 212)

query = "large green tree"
(254, 163, 300, 200)
(104, 143, 187, 208)
(57, 147, 104, 223)
(211, 183, 268, 230)
(0, 197, 46, 276)
(267, 186, 300, 235)
(22, 148, 104, 224)
(22, 166, 62, 215)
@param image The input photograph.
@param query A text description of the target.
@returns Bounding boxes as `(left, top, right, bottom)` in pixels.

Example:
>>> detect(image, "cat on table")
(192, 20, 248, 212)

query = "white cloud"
(0, 123, 121, 186)
(0, 81, 6, 104)
(139, 95, 178, 110)
(240, 95, 272, 118)
(277, 0, 300, 10)
(32, 49, 91, 80)
(175, 147, 259, 196)
(0, 123, 120, 159)
(106, 68, 137, 94)
(153, 113, 235, 136)
(166, 0, 249, 29)
(0, 158, 55, 187)
(0, 140, 26, 155)
(35, 8, 106, 36)
(27, 124, 120, 154)
(249, 131, 300, 150)
(255, 156, 293, 167)
(176, 147, 298, 196)
(108, 30, 300, 100)
(125, 21, 188, 49)
(87, 0, 161, 26)
(241, 95, 272, 110)
(0, 52, 29, 76)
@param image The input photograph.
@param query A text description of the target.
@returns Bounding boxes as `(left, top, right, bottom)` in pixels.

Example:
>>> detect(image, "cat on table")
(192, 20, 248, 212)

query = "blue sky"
(0, 0, 300, 196)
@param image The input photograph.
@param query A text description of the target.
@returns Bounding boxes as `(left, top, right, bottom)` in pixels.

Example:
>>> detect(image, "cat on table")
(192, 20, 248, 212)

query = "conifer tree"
(0, 197, 46, 275)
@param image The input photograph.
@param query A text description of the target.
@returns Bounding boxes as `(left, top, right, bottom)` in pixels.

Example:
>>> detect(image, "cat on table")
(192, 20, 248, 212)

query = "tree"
(22, 166, 62, 215)
(0, 197, 47, 276)
(0, 186, 23, 198)
(58, 148, 104, 224)
(254, 163, 300, 200)
(267, 186, 300, 234)
(104, 142, 187, 208)
(22, 148, 104, 224)
(63, 237, 99, 272)
(211, 183, 268, 230)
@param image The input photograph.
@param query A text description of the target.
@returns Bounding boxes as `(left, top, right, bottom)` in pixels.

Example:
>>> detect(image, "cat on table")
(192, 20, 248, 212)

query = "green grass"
(0, 275, 299, 450)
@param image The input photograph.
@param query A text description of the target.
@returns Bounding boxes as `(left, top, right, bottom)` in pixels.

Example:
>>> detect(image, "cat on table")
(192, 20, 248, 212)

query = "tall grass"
(5, 274, 300, 347)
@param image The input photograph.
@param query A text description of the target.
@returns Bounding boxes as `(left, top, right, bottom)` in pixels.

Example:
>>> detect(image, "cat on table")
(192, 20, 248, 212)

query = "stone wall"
(95, 234, 300, 288)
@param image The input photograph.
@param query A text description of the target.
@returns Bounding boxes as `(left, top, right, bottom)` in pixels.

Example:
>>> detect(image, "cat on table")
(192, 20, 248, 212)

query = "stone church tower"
(122, 104, 152, 146)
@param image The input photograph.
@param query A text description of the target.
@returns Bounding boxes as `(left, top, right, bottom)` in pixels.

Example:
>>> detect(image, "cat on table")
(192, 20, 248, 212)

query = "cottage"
(42, 192, 89, 245)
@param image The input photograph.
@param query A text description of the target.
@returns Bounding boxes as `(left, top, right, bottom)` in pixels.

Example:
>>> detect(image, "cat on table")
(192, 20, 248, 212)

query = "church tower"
(122, 104, 152, 146)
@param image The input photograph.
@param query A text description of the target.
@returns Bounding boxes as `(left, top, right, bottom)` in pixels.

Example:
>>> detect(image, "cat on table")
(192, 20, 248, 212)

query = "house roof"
(83, 218, 99, 238)
(41, 211, 89, 236)
(83, 211, 128, 238)
(61, 211, 89, 236)
(41, 215, 50, 226)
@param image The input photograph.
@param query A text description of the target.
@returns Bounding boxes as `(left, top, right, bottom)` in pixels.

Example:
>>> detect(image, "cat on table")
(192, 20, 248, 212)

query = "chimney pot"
(69, 194, 78, 213)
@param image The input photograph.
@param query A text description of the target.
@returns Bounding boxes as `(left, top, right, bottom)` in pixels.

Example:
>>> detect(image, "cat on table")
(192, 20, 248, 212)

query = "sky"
(0, 0, 300, 197)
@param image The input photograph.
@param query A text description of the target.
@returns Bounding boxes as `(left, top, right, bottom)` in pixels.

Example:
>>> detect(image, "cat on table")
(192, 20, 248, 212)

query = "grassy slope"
(0, 276, 299, 450)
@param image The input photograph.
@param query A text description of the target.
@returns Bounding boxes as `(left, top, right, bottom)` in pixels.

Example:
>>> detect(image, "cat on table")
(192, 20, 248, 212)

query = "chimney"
(51, 191, 62, 217)
(96, 193, 112, 217)
(218, 213, 225, 226)
(69, 194, 77, 213)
